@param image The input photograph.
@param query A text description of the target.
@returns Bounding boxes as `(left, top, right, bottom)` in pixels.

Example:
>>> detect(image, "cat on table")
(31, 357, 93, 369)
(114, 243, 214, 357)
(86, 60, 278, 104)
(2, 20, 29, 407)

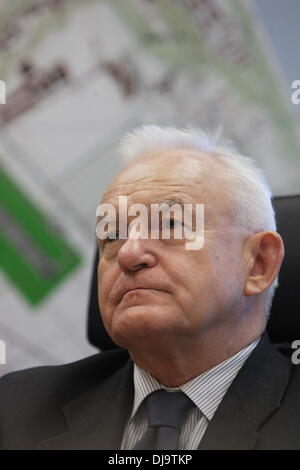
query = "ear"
(244, 231, 285, 297)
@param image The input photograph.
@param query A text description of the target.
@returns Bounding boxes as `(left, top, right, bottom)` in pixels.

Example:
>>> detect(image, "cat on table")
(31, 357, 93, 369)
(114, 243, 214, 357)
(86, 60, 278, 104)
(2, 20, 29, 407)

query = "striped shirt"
(121, 337, 260, 450)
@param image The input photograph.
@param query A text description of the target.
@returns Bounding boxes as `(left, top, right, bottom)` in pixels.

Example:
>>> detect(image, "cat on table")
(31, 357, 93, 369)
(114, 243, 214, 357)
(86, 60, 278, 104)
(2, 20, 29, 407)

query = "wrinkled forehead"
(100, 149, 234, 226)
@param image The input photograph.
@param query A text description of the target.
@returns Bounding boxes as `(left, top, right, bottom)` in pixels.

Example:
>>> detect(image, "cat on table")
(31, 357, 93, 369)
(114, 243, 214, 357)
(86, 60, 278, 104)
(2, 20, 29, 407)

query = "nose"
(117, 236, 157, 272)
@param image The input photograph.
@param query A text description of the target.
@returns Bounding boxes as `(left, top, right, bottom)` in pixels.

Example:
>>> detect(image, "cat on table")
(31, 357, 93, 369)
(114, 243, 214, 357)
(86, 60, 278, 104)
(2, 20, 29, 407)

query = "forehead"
(100, 149, 233, 227)
(103, 150, 222, 199)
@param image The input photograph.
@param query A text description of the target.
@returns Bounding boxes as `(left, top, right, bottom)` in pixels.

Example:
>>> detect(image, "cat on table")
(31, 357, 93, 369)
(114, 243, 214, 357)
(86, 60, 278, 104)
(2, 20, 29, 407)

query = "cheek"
(172, 248, 235, 305)
(98, 261, 116, 308)
(166, 255, 208, 309)
(208, 246, 245, 301)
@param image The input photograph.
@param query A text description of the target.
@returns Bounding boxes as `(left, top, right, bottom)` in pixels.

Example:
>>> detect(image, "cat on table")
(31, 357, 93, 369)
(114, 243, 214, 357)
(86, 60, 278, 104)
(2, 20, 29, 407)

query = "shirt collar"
(131, 337, 261, 422)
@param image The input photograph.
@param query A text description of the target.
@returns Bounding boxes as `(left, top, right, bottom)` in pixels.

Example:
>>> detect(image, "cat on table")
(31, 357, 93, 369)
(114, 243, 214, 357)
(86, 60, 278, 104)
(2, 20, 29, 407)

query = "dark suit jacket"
(0, 332, 300, 450)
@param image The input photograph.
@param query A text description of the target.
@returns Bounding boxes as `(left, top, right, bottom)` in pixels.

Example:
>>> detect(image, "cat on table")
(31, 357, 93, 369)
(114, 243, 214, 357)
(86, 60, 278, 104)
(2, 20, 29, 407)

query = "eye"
(162, 218, 182, 229)
(105, 232, 120, 243)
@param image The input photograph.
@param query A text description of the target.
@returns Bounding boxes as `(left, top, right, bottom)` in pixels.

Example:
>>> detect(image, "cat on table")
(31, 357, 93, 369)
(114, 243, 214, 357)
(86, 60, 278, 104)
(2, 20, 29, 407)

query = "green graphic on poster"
(0, 167, 81, 305)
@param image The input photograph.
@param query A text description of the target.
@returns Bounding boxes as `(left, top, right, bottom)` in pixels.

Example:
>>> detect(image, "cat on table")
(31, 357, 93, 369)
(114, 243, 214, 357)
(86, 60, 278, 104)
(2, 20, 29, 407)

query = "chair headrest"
(87, 195, 300, 350)
(266, 195, 300, 343)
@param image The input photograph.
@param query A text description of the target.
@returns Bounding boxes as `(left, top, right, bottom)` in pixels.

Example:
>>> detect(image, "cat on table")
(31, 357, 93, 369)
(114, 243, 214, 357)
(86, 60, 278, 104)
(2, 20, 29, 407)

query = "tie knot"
(145, 389, 195, 432)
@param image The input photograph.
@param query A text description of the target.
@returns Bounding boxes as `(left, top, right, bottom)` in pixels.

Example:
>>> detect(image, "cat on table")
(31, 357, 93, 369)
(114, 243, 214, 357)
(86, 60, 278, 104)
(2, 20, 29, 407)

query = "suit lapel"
(38, 333, 290, 450)
(198, 332, 290, 449)
(38, 356, 134, 449)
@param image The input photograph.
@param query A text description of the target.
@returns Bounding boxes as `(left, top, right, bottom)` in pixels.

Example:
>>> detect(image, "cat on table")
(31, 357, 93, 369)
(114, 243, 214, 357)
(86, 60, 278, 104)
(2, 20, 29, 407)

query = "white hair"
(119, 125, 279, 316)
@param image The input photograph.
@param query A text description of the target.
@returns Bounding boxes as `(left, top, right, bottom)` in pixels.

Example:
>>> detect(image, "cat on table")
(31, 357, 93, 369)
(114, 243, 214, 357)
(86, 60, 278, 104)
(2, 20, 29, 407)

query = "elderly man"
(0, 125, 299, 450)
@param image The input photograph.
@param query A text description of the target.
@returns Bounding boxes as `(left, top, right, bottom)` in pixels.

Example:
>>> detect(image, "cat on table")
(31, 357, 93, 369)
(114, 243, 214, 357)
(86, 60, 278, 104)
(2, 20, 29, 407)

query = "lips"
(123, 287, 161, 297)
(115, 285, 168, 304)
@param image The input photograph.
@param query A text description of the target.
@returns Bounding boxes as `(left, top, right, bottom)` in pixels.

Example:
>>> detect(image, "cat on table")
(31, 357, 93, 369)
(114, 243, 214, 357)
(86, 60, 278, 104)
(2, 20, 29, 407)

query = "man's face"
(98, 149, 248, 350)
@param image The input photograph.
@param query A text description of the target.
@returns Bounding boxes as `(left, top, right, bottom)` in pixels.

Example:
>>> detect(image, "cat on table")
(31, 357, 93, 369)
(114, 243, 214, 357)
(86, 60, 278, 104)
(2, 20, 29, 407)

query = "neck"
(128, 318, 265, 387)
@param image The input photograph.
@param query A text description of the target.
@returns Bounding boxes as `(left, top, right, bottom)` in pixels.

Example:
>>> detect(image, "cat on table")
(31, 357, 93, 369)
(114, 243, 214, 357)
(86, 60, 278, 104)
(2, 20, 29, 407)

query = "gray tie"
(132, 389, 195, 450)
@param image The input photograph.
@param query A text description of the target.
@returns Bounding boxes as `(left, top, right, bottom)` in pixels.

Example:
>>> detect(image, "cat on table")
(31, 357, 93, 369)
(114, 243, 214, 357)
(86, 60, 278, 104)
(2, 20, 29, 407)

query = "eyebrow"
(158, 198, 185, 208)
(96, 198, 186, 224)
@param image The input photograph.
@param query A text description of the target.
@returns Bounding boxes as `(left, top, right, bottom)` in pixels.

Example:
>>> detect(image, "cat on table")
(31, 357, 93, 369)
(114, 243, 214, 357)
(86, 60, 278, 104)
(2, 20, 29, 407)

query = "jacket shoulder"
(0, 348, 129, 449)
(0, 348, 129, 398)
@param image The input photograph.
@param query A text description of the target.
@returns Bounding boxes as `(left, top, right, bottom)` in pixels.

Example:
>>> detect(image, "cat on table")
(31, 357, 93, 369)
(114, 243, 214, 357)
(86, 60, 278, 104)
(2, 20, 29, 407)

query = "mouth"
(120, 287, 167, 302)
(124, 287, 162, 295)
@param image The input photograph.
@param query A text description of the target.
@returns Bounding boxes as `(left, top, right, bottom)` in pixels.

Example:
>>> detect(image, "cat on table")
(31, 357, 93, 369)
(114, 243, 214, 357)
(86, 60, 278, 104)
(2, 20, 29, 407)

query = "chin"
(110, 305, 180, 348)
